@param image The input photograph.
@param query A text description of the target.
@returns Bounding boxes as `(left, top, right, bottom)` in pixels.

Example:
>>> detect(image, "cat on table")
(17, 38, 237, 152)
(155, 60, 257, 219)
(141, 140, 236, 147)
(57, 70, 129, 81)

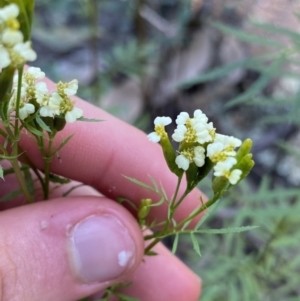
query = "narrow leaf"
(35, 115, 51, 132)
(77, 117, 103, 122)
(0, 188, 22, 202)
(49, 173, 71, 184)
(194, 225, 259, 234)
(172, 233, 179, 254)
(190, 233, 201, 256)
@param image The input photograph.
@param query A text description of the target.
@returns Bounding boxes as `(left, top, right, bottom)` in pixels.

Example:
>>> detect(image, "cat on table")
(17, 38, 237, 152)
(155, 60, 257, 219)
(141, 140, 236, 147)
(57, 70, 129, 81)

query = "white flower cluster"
(9, 67, 83, 123)
(148, 110, 243, 185)
(0, 4, 36, 69)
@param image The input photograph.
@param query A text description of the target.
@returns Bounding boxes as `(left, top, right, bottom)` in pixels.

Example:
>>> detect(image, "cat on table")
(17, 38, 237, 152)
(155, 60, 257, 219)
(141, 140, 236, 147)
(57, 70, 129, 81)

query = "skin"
(0, 77, 204, 301)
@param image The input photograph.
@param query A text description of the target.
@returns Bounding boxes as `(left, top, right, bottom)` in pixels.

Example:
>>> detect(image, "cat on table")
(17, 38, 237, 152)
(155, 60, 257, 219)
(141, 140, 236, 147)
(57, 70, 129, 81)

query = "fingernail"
(70, 214, 136, 283)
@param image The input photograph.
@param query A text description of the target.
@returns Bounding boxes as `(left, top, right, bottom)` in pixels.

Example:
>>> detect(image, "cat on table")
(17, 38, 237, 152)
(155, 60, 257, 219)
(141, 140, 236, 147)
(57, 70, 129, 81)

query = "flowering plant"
(0, 1, 255, 301)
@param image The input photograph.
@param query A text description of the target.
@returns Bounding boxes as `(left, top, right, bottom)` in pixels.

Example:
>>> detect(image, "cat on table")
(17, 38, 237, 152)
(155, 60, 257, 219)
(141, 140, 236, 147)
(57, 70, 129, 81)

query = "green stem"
(144, 194, 221, 254)
(10, 139, 33, 203)
(14, 67, 23, 136)
(43, 134, 54, 200)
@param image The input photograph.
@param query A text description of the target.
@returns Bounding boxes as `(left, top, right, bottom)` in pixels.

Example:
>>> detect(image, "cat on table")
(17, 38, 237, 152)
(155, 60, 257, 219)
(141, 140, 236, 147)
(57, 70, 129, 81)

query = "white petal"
(154, 116, 172, 126)
(13, 41, 37, 62)
(193, 146, 205, 167)
(2, 29, 23, 45)
(65, 107, 83, 123)
(172, 124, 187, 142)
(40, 106, 55, 117)
(175, 112, 189, 125)
(64, 79, 78, 95)
(0, 4, 19, 20)
(19, 103, 35, 120)
(207, 142, 224, 158)
(148, 132, 160, 143)
(28, 67, 45, 79)
(193, 109, 208, 123)
(175, 154, 190, 171)
(0, 46, 11, 69)
(229, 169, 242, 185)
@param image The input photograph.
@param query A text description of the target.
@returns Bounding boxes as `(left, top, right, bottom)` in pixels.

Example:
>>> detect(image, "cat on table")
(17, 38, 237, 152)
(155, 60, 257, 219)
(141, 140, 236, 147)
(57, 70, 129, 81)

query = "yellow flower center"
(180, 148, 194, 162)
(7, 18, 20, 30)
(211, 152, 228, 163)
(184, 119, 197, 143)
(155, 125, 167, 139)
(60, 97, 74, 114)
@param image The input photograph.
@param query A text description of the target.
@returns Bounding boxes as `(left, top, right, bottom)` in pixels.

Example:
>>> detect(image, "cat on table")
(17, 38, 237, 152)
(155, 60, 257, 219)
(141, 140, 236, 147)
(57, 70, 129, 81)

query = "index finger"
(17, 78, 206, 224)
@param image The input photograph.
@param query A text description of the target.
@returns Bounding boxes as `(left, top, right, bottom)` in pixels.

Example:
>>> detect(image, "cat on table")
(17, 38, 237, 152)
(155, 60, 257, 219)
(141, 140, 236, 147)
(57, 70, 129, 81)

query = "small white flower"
(175, 154, 190, 171)
(65, 107, 83, 123)
(147, 116, 172, 143)
(63, 79, 78, 95)
(27, 67, 45, 80)
(213, 157, 241, 184)
(215, 134, 242, 151)
(0, 46, 10, 69)
(175, 146, 205, 170)
(19, 103, 35, 120)
(1, 29, 23, 45)
(193, 146, 205, 167)
(13, 41, 37, 62)
(194, 122, 212, 144)
(172, 124, 187, 142)
(207, 142, 225, 161)
(40, 92, 62, 117)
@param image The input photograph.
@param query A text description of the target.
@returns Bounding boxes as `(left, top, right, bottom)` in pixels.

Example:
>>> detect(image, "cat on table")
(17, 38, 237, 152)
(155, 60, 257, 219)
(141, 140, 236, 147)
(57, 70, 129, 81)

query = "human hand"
(0, 78, 203, 301)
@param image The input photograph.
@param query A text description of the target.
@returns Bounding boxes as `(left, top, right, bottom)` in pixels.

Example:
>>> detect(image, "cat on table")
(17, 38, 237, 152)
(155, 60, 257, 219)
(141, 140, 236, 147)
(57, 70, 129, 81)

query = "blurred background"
(31, 0, 300, 300)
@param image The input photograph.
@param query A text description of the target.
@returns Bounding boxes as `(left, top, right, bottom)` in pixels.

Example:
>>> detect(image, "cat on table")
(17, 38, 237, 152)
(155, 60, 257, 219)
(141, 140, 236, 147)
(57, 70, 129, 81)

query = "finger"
(118, 243, 201, 301)
(14, 77, 206, 224)
(0, 196, 144, 301)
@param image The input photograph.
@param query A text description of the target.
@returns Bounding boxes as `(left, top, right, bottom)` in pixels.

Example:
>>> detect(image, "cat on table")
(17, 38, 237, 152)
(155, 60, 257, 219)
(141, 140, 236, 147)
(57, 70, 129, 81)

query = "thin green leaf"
(178, 54, 272, 88)
(149, 175, 159, 192)
(52, 134, 74, 155)
(24, 123, 44, 136)
(0, 164, 3, 179)
(23, 164, 34, 198)
(114, 293, 139, 301)
(252, 22, 300, 43)
(172, 233, 179, 254)
(117, 197, 138, 211)
(190, 233, 201, 256)
(226, 56, 285, 107)
(144, 250, 158, 256)
(193, 225, 259, 235)
(62, 183, 85, 197)
(49, 173, 71, 184)
(76, 117, 104, 122)
(35, 115, 51, 132)
(123, 175, 155, 192)
(0, 188, 22, 202)
(210, 21, 282, 48)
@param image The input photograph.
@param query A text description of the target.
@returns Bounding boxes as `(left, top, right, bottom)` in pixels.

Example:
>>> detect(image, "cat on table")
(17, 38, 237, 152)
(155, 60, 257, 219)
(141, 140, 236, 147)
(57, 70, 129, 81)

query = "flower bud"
(138, 198, 152, 225)
(212, 176, 228, 194)
(236, 154, 255, 181)
(160, 135, 183, 178)
(236, 139, 253, 162)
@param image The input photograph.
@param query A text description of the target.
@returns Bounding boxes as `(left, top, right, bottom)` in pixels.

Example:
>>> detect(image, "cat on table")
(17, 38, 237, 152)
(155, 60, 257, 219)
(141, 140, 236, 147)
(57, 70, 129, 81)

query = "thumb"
(0, 197, 144, 301)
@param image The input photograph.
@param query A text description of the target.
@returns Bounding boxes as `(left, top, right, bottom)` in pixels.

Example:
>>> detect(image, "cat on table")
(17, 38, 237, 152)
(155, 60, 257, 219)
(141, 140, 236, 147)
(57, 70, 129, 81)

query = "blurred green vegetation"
(32, 0, 300, 300)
